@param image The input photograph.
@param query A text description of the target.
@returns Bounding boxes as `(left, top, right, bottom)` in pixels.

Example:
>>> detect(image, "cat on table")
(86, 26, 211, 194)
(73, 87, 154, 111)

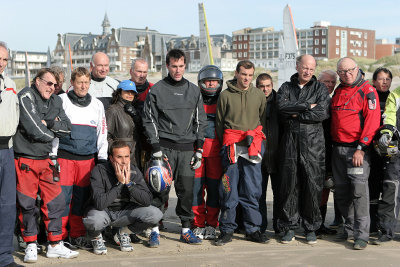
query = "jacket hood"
(226, 78, 255, 93)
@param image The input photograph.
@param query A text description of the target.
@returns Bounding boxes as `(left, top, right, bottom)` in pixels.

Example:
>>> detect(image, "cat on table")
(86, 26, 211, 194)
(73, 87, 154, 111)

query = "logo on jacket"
(174, 93, 183, 96)
(222, 174, 231, 193)
(368, 99, 376, 110)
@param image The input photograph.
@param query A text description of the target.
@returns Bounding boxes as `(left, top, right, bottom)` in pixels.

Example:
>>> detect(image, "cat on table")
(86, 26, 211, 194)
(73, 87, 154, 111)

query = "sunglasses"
(40, 77, 57, 87)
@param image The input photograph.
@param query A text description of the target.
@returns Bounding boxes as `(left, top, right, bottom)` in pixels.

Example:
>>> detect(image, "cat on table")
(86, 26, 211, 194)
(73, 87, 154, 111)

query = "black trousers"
(151, 147, 195, 228)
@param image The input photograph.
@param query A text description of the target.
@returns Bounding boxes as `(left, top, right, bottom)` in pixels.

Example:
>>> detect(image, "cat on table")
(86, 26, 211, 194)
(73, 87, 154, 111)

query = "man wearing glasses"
(330, 57, 380, 250)
(13, 68, 78, 262)
(276, 55, 330, 245)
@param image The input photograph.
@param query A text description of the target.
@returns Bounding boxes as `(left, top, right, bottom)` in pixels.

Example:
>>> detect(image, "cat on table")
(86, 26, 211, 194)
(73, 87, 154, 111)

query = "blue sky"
(3, 0, 399, 52)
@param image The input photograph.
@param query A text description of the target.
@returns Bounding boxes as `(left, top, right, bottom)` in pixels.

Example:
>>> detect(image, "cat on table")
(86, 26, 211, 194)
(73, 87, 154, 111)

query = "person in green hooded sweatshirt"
(215, 60, 267, 246)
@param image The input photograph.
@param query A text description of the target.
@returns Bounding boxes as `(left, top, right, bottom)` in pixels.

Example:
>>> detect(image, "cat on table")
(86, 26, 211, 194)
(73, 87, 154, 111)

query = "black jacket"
(13, 85, 71, 159)
(142, 75, 206, 150)
(89, 161, 153, 211)
(261, 90, 280, 174)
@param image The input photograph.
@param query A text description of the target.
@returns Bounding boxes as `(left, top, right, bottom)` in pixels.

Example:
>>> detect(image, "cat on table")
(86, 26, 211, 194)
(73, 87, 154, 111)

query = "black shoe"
(334, 232, 353, 242)
(281, 230, 295, 244)
(245, 230, 270, 244)
(214, 232, 233, 246)
(130, 233, 143, 244)
(316, 225, 337, 236)
(372, 235, 392, 245)
(353, 239, 368, 250)
(5, 262, 25, 267)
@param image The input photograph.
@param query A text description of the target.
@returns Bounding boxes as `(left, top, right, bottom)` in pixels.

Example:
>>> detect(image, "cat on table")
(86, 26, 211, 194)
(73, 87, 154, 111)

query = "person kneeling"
(83, 141, 163, 254)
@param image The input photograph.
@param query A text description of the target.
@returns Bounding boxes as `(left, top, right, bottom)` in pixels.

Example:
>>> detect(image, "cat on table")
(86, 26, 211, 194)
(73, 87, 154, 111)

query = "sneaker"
(246, 230, 270, 244)
(46, 241, 79, 259)
(214, 231, 233, 246)
(69, 236, 93, 250)
(24, 243, 38, 263)
(353, 239, 368, 250)
(305, 231, 317, 245)
(130, 233, 143, 244)
(329, 220, 343, 229)
(116, 231, 133, 252)
(180, 230, 202, 245)
(91, 234, 107, 255)
(281, 230, 295, 244)
(316, 225, 337, 237)
(204, 226, 217, 240)
(148, 231, 160, 248)
(192, 227, 205, 240)
(372, 235, 392, 245)
(334, 232, 353, 242)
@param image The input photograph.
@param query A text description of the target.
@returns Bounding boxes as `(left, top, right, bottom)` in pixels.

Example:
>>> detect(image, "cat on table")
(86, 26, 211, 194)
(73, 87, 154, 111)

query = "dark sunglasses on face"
(40, 77, 57, 87)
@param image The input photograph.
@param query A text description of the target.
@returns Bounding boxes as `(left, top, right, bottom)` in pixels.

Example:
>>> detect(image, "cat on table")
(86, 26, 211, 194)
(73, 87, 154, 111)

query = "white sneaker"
(117, 231, 133, 252)
(204, 226, 216, 240)
(46, 241, 79, 259)
(192, 227, 205, 240)
(24, 243, 38, 263)
(91, 234, 107, 255)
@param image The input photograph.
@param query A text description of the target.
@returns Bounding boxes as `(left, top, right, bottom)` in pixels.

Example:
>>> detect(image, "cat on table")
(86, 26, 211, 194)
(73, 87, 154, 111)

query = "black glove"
(245, 135, 254, 147)
(124, 103, 141, 124)
(49, 156, 60, 182)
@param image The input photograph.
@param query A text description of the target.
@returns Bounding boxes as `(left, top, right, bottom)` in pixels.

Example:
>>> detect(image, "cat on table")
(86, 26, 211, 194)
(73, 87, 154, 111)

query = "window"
(322, 47, 326, 54)
(233, 36, 237, 41)
(336, 29, 340, 36)
(256, 44, 260, 50)
(274, 51, 279, 57)
(322, 29, 327, 35)
(268, 43, 273, 49)
(244, 35, 247, 40)
(336, 39, 339, 45)
(239, 35, 242, 41)
(244, 43, 248, 49)
(364, 50, 367, 56)
(239, 44, 242, 49)
(233, 44, 237, 49)
(322, 38, 326, 45)
(250, 44, 254, 50)
(364, 32, 368, 39)
(315, 48, 319, 54)
(238, 52, 242, 57)
(315, 39, 319, 45)
(364, 42, 367, 48)
(315, 30, 319, 36)
(244, 52, 247, 58)
(336, 48, 339, 55)
(233, 52, 237, 58)
(307, 31, 313, 37)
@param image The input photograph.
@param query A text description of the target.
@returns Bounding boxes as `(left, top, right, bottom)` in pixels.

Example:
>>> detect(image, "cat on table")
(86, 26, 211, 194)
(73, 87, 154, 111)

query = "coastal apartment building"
(167, 34, 237, 72)
(8, 51, 48, 78)
(53, 14, 176, 73)
(232, 21, 376, 69)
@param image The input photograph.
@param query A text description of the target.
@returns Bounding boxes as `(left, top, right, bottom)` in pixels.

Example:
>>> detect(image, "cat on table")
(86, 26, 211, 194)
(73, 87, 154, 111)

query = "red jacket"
(223, 125, 265, 163)
(331, 80, 380, 148)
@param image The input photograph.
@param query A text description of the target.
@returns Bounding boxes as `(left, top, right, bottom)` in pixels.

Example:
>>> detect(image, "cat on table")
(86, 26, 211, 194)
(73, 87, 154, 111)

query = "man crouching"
(83, 141, 163, 254)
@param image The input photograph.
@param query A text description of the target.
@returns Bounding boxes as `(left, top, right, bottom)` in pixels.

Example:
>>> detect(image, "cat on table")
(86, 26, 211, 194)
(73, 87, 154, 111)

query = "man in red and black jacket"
(331, 57, 381, 250)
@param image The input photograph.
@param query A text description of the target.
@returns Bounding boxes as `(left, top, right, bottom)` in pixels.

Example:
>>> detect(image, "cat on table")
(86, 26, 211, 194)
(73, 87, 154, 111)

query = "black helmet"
(197, 65, 223, 96)
(144, 157, 173, 193)
(373, 125, 400, 157)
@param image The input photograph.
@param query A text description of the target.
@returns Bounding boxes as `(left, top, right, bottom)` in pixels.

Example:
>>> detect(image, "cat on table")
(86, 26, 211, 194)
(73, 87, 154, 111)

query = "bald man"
(88, 52, 119, 110)
(276, 54, 330, 245)
(331, 57, 380, 250)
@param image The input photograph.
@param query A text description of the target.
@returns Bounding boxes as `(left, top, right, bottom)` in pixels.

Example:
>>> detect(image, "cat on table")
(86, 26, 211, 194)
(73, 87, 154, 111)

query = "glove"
(379, 133, 392, 151)
(245, 135, 254, 147)
(49, 156, 60, 182)
(124, 103, 141, 124)
(190, 149, 203, 170)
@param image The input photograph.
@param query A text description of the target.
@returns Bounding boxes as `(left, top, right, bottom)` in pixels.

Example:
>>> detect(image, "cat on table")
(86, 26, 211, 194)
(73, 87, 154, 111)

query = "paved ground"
(12, 183, 400, 267)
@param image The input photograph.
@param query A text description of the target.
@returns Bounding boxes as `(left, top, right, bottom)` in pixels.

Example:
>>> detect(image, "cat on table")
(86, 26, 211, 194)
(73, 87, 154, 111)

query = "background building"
(232, 21, 376, 69)
(8, 51, 48, 78)
(167, 34, 237, 72)
(375, 39, 400, 59)
(53, 14, 176, 73)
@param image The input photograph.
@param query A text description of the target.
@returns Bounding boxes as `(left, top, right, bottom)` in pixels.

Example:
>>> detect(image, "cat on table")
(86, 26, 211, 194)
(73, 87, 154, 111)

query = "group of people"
(0, 40, 399, 267)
